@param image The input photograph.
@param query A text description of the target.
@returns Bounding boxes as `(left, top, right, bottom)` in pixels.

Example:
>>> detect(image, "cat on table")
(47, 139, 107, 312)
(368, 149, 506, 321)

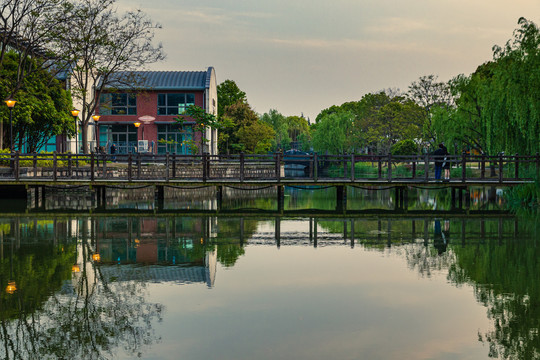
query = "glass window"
(157, 93, 195, 115)
(157, 124, 193, 154)
(99, 93, 137, 115)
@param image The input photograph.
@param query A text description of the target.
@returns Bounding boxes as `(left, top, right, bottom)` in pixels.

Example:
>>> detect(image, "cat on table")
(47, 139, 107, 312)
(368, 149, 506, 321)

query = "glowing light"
(5, 281, 16, 294)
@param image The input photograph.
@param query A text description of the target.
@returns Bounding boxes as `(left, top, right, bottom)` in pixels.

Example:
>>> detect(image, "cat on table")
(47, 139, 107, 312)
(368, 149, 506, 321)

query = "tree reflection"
(404, 216, 540, 360)
(0, 239, 162, 359)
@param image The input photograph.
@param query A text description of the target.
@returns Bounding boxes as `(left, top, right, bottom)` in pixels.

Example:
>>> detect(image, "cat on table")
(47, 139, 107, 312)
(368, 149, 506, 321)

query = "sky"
(117, 0, 540, 121)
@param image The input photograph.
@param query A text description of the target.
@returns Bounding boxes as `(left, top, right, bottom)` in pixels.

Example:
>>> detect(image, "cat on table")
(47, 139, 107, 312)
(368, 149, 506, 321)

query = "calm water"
(0, 187, 538, 360)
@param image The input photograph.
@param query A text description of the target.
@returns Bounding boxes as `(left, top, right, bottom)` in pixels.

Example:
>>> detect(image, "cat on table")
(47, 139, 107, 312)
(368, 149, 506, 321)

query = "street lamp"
(5, 99, 16, 152)
(71, 109, 80, 153)
(92, 115, 100, 151)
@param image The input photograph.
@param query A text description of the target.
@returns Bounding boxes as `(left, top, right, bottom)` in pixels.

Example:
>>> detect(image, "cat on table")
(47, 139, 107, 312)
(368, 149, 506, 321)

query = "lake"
(0, 186, 537, 359)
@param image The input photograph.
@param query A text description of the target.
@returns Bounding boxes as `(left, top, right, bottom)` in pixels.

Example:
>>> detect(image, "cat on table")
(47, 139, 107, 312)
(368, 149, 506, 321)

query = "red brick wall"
(97, 90, 205, 150)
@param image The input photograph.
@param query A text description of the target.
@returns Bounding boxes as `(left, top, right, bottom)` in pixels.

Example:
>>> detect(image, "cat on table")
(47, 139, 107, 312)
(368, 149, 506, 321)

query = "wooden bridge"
(0, 152, 537, 212)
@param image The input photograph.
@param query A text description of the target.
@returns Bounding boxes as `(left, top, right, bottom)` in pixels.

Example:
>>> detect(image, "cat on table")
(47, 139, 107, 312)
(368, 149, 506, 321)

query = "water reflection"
(0, 210, 537, 359)
(23, 185, 507, 212)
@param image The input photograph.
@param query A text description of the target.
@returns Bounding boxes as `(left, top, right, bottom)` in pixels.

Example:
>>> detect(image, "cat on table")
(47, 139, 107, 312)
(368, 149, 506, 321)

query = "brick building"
(96, 67, 218, 155)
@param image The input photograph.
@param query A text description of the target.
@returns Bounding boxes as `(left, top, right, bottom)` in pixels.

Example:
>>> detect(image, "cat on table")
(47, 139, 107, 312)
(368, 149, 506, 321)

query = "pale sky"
(118, 0, 540, 120)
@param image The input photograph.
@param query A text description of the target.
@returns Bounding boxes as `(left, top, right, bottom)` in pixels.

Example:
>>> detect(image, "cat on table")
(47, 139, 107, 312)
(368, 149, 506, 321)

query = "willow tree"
(483, 17, 540, 155)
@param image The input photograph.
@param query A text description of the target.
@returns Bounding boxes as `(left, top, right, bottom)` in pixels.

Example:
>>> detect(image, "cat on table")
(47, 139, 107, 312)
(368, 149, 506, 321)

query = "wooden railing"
(0, 152, 538, 183)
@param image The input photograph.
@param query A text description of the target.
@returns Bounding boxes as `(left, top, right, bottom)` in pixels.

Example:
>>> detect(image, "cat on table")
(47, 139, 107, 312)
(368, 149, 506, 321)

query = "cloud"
(365, 17, 431, 34)
(265, 37, 451, 56)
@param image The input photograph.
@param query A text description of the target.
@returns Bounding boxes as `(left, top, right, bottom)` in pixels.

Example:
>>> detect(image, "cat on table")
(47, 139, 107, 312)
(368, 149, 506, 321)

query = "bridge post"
(128, 153, 132, 181)
(90, 152, 95, 181)
(499, 153, 503, 183)
(451, 187, 456, 210)
(137, 153, 142, 180)
(343, 220, 347, 242)
(461, 151, 467, 183)
(202, 152, 207, 182)
(275, 217, 280, 249)
(378, 155, 382, 179)
(514, 153, 519, 179)
(240, 152, 245, 182)
(424, 154, 429, 182)
(336, 185, 347, 213)
(14, 152, 19, 181)
(166, 152, 170, 181)
(313, 218, 318, 248)
(350, 219, 355, 248)
(403, 187, 408, 211)
(536, 153, 539, 177)
(53, 151, 58, 181)
(343, 154, 347, 179)
(387, 154, 392, 182)
(277, 185, 284, 213)
(314, 153, 318, 182)
(350, 153, 355, 181)
(481, 153, 486, 179)
(412, 160, 416, 179)
(32, 154, 37, 178)
(155, 185, 164, 211)
(394, 187, 401, 210)
(458, 187, 464, 209)
(309, 217, 313, 243)
(216, 185, 223, 211)
(239, 217, 244, 246)
(172, 154, 176, 178)
(68, 154, 72, 178)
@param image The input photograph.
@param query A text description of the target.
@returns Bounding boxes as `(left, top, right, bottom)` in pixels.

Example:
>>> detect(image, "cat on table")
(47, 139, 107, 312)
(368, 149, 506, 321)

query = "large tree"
(50, 0, 165, 153)
(216, 79, 247, 120)
(0, 51, 72, 152)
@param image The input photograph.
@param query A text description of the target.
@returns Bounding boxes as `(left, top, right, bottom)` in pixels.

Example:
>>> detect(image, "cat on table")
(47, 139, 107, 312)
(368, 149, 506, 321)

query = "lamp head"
(71, 109, 80, 117)
(5, 99, 16, 108)
(134, 122, 141, 128)
(92, 115, 100, 122)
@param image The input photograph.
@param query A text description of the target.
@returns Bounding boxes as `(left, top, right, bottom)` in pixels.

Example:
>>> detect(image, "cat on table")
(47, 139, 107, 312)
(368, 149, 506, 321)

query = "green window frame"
(157, 124, 192, 154)
(158, 93, 195, 115)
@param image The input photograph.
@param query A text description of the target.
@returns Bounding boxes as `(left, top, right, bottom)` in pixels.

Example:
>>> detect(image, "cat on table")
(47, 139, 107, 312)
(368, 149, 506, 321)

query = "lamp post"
(92, 115, 100, 151)
(71, 109, 80, 153)
(134, 122, 142, 152)
(5, 99, 16, 152)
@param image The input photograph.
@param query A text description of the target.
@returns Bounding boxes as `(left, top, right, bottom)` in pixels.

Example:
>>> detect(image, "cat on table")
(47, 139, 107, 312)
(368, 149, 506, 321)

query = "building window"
(158, 93, 195, 115)
(98, 124, 138, 154)
(157, 124, 192, 154)
(99, 93, 137, 115)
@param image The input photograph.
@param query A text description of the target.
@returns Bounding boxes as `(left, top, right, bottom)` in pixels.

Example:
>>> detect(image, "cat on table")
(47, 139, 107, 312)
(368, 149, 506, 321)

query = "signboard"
(138, 140, 148, 152)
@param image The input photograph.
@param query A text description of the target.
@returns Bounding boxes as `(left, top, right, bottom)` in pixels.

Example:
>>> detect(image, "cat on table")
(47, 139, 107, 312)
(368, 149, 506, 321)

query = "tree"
(311, 111, 354, 154)
(260, 109, 288, 151)
(407, 75, 453, 146)
(176, 105, 219, 154)
(216, 79, 247, 120)
(50, 0, 165, 153)
(236, 120, 275, 154)
(0, 51, 72, 152)
(220, 101, 259, 153)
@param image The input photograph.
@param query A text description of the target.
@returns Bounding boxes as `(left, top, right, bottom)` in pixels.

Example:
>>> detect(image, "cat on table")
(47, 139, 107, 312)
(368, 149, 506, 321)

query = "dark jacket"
(433, 147, 446, 166)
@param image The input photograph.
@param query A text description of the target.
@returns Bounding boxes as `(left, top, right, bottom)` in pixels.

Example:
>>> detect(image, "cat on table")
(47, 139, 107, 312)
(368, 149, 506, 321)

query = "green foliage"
(176, 105, 219, 154)
(391, 139, 418, 155)
(217, 79, 247, 119)
(433, 18, 540, 156)
(0, 51, 73, 152)
(219, 102, 275, 154)
(312, 111, 354, 154)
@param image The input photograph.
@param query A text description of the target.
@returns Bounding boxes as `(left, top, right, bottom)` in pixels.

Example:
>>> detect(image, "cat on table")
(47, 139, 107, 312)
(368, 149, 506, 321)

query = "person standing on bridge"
(433, 143, 447, 180)
(111, 143, 117, 162)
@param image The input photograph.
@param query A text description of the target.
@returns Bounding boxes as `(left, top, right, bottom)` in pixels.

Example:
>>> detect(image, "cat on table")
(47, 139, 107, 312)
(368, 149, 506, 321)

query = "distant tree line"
(221, 18, 539, 157)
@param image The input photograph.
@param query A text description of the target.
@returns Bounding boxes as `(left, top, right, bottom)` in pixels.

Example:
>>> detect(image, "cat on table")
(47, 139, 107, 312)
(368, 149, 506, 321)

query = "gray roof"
(100, 67, 214, 91)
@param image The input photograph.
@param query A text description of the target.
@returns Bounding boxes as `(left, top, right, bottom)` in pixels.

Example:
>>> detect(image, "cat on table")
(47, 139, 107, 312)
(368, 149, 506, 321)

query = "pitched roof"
(100, 67, 215, 90)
